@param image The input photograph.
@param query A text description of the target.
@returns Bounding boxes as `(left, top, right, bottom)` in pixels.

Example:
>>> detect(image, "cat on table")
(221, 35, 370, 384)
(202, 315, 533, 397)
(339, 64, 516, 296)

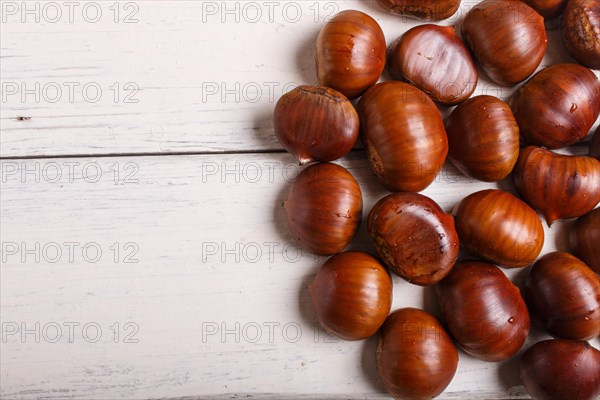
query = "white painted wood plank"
(2, 152, 598, 399)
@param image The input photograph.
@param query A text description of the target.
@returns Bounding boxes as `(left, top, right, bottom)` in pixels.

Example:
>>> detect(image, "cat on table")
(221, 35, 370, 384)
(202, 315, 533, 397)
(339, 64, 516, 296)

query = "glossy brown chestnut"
(570, 208, 600, 273)
(514, 146, 600, 225)
(388, 24, 477, 105)
(273, 86, 359, 165)
(591, 126, 600, 159)
(523, 251, 600, 340)
(284, 163, 362, 256)
(453, 189, 544, 268)
(358, 82, 448, 192)
(375, 0, 461, 21)
(460, 0, 547, 86)
(562, 0, 600, 70)
(522, 0, 568, 19)
(446, 95, 519, 181)
(316, 10, 386, 99)
(377, 308, 458, 400)
(368, 193, 459, 286)
(511, 64, 600, 149)
(436, 261, 530, 361)
(309, 251, 392, 340)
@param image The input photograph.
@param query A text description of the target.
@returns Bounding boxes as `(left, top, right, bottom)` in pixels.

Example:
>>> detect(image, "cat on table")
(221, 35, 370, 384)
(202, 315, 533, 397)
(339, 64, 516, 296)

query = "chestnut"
(436, 261, 530, 361)
(388, 24, 477, 105)
(511, 64, 600, 149)
(284, 163, 362, 256)
(368, 193, 459, 286)
(446, 95, 520, 182)
(522, 0, 568, 19)
(591, 126, 600, 159)
(316, 10, 386, 99)
(570, 208, 600, 273)
(273, 86, 359, 165)
(377, 308, 458, 400)
(375, 0, 461, 21)
(513, 146, 600, 225)
(523, 251, 600, 340)
(460, 0, 547, 86)
(453, 189, 544, 268)
(309, 251, 392, 340)
(520, 339, 600, 400)
(562, 0, 600, 70)
(358, 81, 448, 192)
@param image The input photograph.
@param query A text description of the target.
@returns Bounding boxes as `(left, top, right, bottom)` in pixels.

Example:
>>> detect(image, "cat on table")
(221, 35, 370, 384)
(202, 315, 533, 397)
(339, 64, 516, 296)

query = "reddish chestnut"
(309, 251, 392, 340)
(520, 339, 600, 400)
(514, 146, 600, 225)
(358, 81, 448, 192)
(368, 193, 459, 286)
(562, 0, 600, 70)
(273, 86, 359, 165)
(461, 0, 547, 86)
(591, 126, 600, 159)
(511, 64, 600, 149)
(316, 10, 386, 99)
(436, 261, 530, 361)
(570, 208, 600, 273)
(523, 251, 600, 340)
(522, 0, 568, 19)
(375, 0, 461, 21)
(377, 308, 458, 400)
(446, 95, 520, 181)
(284, 163, 362, 255)
(453, 189, 544, 268)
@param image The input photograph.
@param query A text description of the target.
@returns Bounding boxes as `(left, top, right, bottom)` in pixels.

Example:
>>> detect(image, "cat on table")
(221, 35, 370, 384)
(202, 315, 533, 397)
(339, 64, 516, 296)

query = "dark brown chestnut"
(377, 308, 458, 400)
(522, 0, 568, 19)
(460, 0, 547, 86)
(375, 0, 461, 21)
(521, 339, 600, 400)
(273, 86, 359, 165)
(446, 95, 520, 181)
(453, 189, 544, 268)
(523, 251, 600, 340)
(562, 0, 600, 70)
(316, 10, 386, 99)
(511, 64, 600, 149)
(309, 251, 392, 340)
(570, 208, 600, 273)
(388, 24, 477, 105)
(284, 163, 362, 255)
(436, 261, 530, 361)
(368, 193, 459, 286)
(514, 146, 600, 225)
(358, 81, 448, 192)
(591, 126, 600, 159)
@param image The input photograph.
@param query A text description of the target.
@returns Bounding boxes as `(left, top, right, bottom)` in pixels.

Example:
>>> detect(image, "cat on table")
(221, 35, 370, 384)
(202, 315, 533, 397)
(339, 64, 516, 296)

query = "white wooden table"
(1, 1, 598, 399)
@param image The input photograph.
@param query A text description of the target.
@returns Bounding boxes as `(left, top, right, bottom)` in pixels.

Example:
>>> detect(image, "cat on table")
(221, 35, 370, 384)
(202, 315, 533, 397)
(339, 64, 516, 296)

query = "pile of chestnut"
(273, 1, 600, 399)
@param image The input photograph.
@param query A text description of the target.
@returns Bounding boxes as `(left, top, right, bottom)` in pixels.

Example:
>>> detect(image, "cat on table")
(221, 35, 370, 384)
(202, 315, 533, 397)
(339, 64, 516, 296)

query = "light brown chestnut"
(376, 0, 461, 21)
(570, 208, 600, 273)
(358, 81, 448, 192)
(316, 10, 386, 99)
(591, 126, 600, 159)
(453, 189, 544, 268)
(284, 163, 362, 256)
(562, 0, 600, 70)
(522, 0, 568, 19)
(309, 251, 392, 340)
(388, 24, 477, 105)
(514, 146, 600, 225)
(446, 95, 519, 181)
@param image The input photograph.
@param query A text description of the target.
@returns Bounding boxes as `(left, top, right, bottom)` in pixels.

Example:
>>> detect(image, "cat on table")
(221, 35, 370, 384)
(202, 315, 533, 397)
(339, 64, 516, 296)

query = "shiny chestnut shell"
(511, 64, 600, 149)
(358, 81, 448, 192)
(273, 86, 359, 165)
(461, 0, 547, 86)
(377, 308, 458, 400)
(570, 208, 600, 273)
(520, 339, 600, 400)
(309, 251, 392, 340)
(284, 163, 362, 255)
(368, 193, 459, 286)
(523, 251, 600, 340)
(436, 261, 530, 361)
(522, 0, 568, 19)
(375, 0, 461, 21)
(316, 10, 386, 99)
(514, 146, 600, 225)
(591, 126, 600, 159)
(562, 0, 600, 70)
(446, 95, 520, 181)
(453, 189, 544, 268)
